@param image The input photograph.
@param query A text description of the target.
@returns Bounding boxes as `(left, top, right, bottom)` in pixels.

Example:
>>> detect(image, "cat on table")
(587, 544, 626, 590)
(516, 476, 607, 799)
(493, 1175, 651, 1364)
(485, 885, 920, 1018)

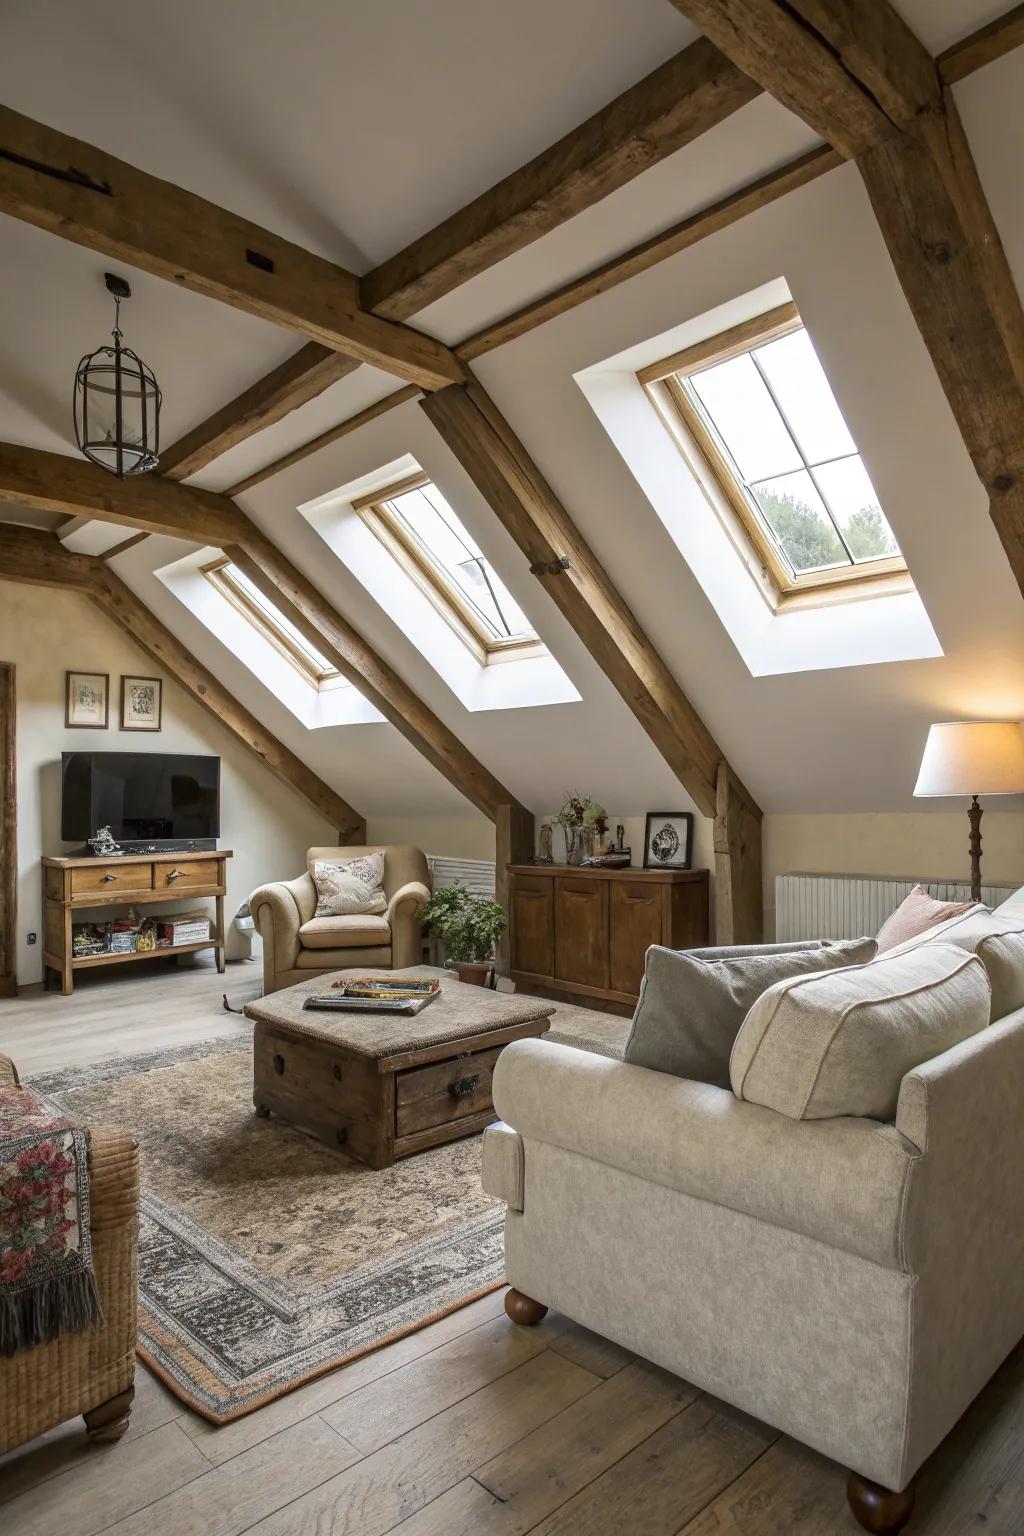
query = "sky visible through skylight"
(224, 563, 336, 674)
(383, 482, 536, 643)
(684, 327, 901, 576)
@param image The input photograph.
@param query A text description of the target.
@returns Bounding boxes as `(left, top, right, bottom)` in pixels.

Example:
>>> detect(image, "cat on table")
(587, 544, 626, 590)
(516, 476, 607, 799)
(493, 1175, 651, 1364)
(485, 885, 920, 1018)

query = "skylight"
(201, 558, 339, 684)
(642, 303, 906, 603)
(357, 473, 538, 662)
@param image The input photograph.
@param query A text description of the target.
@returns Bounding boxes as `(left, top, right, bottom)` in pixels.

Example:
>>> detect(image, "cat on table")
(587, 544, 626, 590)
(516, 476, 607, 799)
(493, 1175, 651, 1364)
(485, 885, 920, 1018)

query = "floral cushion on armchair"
(312, 851, 387, 918)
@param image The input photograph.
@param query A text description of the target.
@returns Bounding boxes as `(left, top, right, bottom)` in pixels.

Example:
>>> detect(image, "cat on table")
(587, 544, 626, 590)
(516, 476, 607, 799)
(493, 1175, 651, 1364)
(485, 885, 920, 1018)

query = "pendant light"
(74, 273, 161, 477)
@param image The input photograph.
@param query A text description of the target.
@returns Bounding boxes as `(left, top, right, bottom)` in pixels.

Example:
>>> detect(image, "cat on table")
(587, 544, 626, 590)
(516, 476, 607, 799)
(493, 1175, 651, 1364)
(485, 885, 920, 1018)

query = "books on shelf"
(156, 910, 211, 947)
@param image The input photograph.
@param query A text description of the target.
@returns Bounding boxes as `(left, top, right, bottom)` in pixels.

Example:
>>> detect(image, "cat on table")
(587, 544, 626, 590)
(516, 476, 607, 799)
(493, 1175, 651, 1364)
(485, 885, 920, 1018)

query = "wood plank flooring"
(2, 956, 1023, 1533)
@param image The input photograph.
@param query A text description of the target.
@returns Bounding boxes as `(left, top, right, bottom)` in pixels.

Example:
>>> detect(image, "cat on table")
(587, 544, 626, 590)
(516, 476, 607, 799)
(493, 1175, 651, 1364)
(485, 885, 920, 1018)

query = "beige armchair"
(250, 845, 430, 994)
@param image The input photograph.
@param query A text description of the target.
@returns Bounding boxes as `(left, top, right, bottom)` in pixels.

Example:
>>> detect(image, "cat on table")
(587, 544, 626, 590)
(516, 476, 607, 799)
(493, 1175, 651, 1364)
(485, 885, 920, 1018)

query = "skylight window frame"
(200, 556, 341, 688)
(355, 472, 542, 666)
(640, 302, 910, 610)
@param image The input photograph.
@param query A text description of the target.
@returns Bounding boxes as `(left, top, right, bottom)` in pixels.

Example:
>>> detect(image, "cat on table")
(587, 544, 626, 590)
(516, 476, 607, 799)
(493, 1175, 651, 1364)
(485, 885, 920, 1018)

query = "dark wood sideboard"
(508, 864, 710, 1007)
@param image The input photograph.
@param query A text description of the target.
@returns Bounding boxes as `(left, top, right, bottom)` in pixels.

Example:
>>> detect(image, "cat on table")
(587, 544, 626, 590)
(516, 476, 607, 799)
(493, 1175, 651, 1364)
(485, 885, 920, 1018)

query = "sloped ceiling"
(0, 0, 1021, 829)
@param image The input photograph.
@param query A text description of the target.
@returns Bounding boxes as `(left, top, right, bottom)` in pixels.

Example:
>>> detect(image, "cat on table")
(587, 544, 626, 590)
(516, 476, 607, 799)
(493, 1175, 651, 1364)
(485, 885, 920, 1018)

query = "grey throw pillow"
(625, 937, 877, 1087)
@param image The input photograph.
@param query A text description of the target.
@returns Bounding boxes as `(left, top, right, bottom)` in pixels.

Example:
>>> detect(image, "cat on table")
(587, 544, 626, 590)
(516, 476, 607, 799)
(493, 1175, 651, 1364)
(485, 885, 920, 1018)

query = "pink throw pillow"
(875, 885, 978, 953)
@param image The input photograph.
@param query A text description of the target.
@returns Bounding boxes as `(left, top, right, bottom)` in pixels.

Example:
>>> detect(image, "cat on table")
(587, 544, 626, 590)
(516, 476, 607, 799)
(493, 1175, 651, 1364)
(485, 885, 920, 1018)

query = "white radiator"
(427, 855, 495, 899)
(774, 873, 1018, 942)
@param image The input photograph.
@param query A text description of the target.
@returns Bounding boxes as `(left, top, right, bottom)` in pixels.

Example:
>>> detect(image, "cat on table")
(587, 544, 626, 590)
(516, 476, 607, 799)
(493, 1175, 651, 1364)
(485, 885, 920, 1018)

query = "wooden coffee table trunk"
(248, 970, 553, 1168)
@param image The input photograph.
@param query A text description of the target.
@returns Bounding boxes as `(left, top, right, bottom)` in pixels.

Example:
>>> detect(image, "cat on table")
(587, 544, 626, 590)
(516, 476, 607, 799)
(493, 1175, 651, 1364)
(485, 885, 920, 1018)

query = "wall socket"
(26, 932, 37, 945)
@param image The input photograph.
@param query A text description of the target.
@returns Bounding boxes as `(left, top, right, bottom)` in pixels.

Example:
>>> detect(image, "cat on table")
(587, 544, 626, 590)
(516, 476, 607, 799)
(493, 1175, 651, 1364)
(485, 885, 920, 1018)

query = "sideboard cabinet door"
(609, 881, 663, 998)
(511, 876, 554, 979)
(554, 877, 609, 990)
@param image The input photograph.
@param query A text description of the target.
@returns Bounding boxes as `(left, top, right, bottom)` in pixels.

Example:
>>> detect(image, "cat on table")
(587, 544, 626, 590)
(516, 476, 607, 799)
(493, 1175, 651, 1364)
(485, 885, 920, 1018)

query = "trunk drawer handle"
(449, 1074, 480, 1099)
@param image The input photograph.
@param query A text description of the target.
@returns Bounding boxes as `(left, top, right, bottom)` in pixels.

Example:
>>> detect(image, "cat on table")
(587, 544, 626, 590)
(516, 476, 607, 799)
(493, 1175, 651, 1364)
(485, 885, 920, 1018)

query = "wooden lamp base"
(968, 794, 983, 904)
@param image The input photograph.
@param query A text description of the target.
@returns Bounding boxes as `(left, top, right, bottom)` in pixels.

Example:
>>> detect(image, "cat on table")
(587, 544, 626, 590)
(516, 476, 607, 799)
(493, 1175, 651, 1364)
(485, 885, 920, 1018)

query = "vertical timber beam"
(495, 803, 536, 977)
(714, 764, 764, 944)
(0, 662, 15, 996)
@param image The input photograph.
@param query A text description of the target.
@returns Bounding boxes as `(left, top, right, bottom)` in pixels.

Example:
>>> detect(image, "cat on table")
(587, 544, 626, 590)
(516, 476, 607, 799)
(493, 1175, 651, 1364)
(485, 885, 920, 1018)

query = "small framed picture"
(643, 811, 694, 870)
(120, 675, 162, 732)
(65, 671, 109, 729)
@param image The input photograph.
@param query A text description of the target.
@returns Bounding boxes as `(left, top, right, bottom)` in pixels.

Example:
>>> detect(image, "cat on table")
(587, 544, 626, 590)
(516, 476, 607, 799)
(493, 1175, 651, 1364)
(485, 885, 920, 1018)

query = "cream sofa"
(483, 898, 1024, 1533)
(249, 845, 430, 994)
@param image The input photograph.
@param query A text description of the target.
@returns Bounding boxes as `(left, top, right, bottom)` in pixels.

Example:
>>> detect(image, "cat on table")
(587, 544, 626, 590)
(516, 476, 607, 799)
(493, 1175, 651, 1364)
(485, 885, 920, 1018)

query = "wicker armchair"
(0, 1053, 139, 1454)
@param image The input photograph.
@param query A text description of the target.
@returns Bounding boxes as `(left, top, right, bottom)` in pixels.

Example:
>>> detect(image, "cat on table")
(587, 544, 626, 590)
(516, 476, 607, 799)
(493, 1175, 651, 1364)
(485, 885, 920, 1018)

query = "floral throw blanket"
(0, 1085, 101, 1356)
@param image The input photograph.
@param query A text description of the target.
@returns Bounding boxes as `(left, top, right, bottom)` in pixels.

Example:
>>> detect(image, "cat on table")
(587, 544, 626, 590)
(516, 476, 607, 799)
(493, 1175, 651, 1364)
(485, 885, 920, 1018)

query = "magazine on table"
(303, 975, 440, 1016)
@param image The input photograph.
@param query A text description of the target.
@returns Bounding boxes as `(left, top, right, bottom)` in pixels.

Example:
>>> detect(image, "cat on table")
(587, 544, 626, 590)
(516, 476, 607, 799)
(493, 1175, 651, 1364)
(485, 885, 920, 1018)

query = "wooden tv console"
(42, 849, 232, 995)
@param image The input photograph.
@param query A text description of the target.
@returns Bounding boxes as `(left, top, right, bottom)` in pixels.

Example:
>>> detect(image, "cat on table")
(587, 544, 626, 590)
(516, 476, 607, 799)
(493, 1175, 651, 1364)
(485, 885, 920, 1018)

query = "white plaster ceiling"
(0, 0, 1021, 829)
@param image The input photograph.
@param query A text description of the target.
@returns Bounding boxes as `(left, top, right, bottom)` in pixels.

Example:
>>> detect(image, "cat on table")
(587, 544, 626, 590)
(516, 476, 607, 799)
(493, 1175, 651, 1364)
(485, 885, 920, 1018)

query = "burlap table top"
(244, 966, 554, 1061)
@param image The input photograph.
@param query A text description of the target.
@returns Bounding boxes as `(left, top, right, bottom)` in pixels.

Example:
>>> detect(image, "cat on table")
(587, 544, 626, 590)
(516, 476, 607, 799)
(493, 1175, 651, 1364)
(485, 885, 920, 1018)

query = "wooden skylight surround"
(355, 472, 542, 665)
(640, 302, 911, 610)
(201, 556, 342, 687)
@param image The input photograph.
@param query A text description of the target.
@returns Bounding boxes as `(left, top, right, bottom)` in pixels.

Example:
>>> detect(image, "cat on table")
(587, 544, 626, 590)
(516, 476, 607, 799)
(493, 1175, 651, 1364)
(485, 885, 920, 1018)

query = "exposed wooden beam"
(0, 104, 465, 391)
(421, 380, 762, 936)
(226, 385, 421, 496)
(665, 1, 890, 157)
(159, 344, 361, 481)
(420, 380, 752, 822)
(495, 803, 536, 976)
(0, 440, 245, 545)
(226, 534, 524, 822)
(0, 526, 365, 838)
(938, 4, 1024, 86)
(99, 531, 151, 562)
(0, 662, 15, 997)
(671, 0, 1024, 599)
(360, 38, 761, 322)
(714, 764, 763, 944)
(456, 146, 841, 363)
(0, 443, 528, 821)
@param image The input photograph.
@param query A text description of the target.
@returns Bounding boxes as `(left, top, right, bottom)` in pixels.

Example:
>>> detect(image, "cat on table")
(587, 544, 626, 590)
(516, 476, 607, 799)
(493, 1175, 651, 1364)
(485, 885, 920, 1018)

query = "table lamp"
(914, 721, 1024, 901)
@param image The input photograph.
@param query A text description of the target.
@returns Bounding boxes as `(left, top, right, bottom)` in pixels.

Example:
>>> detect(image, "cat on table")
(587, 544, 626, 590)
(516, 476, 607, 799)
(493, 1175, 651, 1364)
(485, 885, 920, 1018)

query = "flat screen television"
(61, 751, 221, 848)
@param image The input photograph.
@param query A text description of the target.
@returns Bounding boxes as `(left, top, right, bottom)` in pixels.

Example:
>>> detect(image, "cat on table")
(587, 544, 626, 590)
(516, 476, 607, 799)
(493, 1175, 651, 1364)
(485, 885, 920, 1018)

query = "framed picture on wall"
(643, 811, 694, 870)
(120, 675, 162, 732)
(65, 671, 109, 729)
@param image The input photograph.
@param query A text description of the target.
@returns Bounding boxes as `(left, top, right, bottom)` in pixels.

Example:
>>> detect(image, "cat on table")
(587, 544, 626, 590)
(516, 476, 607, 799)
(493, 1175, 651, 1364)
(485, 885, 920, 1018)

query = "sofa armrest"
(87, 1125, 140, 1234)
(0, 1054, 19, 1088)
(387, 880, 430, 968)
(250, 874, 313, 991)
(493, 1039, 917, 1269)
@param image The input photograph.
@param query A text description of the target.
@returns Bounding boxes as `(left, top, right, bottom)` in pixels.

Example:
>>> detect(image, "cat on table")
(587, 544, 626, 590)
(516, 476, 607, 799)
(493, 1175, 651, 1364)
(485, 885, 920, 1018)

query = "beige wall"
(764, 811, 1024, 935)
(1, 580, 338, 985)
(364, 814, 495, 861)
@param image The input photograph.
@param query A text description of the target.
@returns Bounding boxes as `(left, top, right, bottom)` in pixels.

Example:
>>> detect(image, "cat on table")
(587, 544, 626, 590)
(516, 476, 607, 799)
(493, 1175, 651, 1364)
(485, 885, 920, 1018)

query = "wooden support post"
(714, 763, 764, 945)
(0, 662, 15, 998)
(495, 803, 535, 978)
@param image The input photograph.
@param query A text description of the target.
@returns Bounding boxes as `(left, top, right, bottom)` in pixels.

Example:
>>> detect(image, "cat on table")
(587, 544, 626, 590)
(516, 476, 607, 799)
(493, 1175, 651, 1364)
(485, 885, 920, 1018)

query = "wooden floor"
(1, 956, 1022, 1534)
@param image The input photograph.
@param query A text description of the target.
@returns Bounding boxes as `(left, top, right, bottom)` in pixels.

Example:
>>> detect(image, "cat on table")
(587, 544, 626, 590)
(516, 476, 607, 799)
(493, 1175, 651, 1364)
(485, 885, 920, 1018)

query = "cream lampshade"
(914, 721, 1024, 900)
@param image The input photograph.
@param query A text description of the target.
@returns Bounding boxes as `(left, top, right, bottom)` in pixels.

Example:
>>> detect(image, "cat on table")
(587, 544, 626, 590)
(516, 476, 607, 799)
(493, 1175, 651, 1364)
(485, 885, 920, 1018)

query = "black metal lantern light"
(74, 273, 161, 477)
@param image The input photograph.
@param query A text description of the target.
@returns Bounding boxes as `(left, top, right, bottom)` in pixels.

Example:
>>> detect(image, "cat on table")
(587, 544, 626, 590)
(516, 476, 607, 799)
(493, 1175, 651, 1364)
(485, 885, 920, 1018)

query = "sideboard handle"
(449, 1074, 480, 1099)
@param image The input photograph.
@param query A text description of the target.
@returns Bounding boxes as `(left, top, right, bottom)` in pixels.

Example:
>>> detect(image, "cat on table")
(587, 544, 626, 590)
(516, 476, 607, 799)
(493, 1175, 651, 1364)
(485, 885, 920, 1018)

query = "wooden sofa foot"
(84, 1385, 135, 1445)
(847, 1471, 915, 1533)
(504, 1288, 548, 1326)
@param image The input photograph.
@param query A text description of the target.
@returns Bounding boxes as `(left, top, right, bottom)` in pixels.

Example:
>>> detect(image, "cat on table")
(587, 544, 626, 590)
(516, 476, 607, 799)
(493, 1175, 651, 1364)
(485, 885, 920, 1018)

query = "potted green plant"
(420, 884, 507, 985)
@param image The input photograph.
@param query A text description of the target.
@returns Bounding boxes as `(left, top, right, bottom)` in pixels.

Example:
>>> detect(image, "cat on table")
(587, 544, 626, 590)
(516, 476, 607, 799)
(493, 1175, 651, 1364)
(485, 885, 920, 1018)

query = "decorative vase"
(581, 825, 596, 861)
(564, 825, 582, 865)
(453, 960, 491, 986)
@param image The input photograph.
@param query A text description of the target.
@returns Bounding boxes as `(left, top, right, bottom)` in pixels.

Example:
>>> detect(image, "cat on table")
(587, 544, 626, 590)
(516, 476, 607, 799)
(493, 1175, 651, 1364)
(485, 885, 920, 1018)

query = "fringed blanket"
(0, 1085, 101, 1356)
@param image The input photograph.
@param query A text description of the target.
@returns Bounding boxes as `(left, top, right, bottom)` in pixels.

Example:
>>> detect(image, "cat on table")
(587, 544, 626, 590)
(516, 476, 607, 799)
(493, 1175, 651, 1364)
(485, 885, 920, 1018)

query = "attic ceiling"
(0, 0, 1022, 833)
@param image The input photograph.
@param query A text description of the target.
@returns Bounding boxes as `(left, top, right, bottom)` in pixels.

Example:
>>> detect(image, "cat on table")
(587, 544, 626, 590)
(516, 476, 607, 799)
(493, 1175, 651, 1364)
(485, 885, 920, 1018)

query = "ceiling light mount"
(73, 272, 161, 478)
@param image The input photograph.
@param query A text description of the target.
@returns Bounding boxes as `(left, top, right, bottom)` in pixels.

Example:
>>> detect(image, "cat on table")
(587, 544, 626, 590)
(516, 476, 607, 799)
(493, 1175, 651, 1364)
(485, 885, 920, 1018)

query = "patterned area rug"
(30, 1039, 507, 1423)
(29, 1008, 627, 1425)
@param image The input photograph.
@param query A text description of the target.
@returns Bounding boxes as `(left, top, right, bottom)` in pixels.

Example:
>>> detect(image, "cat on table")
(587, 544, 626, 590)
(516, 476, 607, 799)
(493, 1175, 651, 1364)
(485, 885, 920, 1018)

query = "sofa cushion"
(993, 884, 1024, 922)
(625, 937, 877, 1087)
(299, 915, 391, 949)
(731, 944, 991, 1121)
(311, 852, 387, 917)
(919, 909, 1024, 1020)
(875, 885, 977, 953)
